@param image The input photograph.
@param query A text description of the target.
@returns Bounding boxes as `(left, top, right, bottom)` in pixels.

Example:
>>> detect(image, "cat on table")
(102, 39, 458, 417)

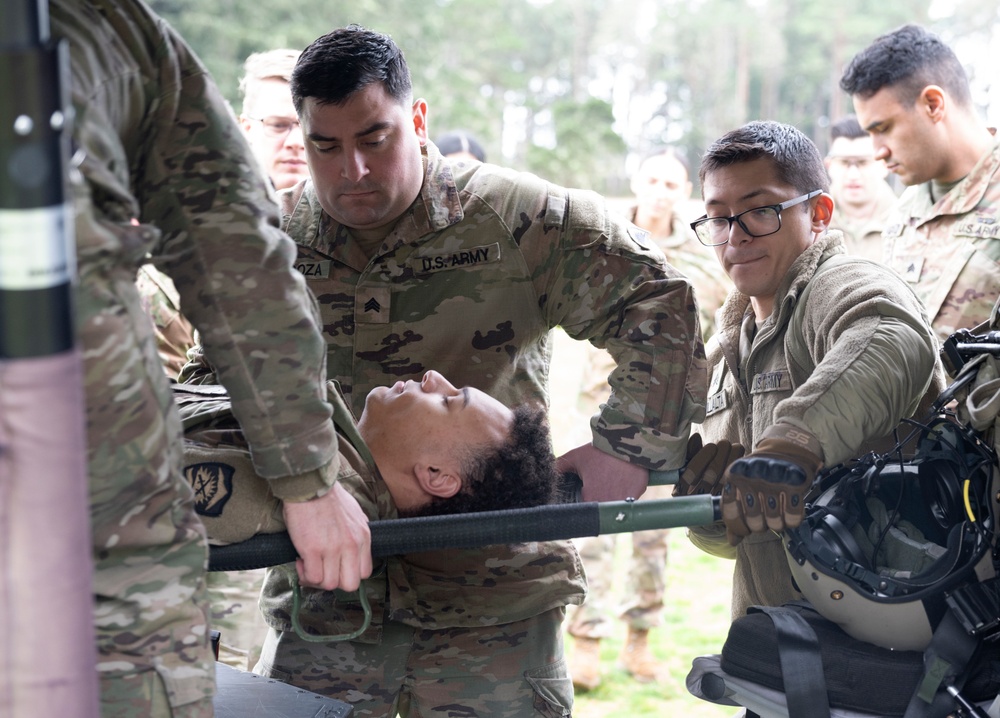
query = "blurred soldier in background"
(567, 146, 731, 690)
(238, 49, 309, 192)
(824, 115, 898, 262)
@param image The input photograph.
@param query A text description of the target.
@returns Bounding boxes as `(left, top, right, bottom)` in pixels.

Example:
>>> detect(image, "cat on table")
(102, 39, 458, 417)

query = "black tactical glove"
(720, 435, 823, 546)
(672, 434, 746, 497)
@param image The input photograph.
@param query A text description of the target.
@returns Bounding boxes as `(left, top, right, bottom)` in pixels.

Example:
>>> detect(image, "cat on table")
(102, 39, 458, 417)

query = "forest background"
(151, 0, 999, 197)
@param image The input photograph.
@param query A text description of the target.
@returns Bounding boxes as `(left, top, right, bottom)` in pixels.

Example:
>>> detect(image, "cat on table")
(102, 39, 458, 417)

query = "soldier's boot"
(620, 627, 661, 683)
(569, 636, 602, 692)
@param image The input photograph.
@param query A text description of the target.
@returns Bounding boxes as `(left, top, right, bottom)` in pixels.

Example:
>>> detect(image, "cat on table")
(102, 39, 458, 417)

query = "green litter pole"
(209, 492, 719, 572)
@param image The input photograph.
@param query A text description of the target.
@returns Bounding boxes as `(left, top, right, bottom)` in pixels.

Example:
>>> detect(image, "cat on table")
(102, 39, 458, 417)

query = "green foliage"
(149, 0, 996, 195)
(524, 97, 627, 192)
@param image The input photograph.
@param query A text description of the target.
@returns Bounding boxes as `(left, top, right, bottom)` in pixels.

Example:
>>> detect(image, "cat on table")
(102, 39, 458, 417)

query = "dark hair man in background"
(840, 24, 1000, 340)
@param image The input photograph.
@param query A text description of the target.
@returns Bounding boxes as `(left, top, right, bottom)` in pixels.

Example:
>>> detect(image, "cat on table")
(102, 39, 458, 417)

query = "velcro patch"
(893, 256, 924, 283)
(953, 214, 1000, 239)
(185, 462, 234, 517)
(411, 243, 501, 274)
(294, 259, 331, 279)
(750, 371, 792, 394)
(706, 389, 729, 415)
(628, 224, 653, 250)
(356, 287, 391, 324)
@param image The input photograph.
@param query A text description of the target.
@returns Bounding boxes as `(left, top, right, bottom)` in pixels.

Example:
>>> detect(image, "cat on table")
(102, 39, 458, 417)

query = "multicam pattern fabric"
(51, 0, 337, 713)
(689, 231, 944, 620)
(626, 206, 733, 340)
(567, 208, 727, 637)
(267, 144, 707, 629)
(135, 264, 196, 379)
(883, 137, 1000, 340)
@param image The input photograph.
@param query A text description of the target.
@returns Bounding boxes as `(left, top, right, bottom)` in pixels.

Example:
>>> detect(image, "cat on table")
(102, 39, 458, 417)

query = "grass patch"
(569, 530, 736, 717)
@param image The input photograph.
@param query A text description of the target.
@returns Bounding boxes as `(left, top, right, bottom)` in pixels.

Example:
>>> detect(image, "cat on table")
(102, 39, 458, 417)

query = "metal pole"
(208, 494, 721, 572)
(0, 0, 98, 715)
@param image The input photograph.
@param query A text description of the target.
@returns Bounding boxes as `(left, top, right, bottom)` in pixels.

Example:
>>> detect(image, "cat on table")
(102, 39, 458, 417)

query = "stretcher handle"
(209, 493, 718, 572)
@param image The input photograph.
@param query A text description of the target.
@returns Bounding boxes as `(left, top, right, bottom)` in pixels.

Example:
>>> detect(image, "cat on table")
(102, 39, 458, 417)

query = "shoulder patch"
(185, 461, 234, 517)
(544, 193, 567, 229)
(628, 223, 652, 250)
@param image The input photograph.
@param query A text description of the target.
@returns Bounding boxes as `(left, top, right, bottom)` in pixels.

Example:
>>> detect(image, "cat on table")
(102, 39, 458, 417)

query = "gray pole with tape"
(0, 1, 99, 716)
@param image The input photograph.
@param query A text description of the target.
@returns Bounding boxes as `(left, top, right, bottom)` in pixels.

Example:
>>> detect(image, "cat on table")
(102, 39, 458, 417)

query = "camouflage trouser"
(567, 484, 671, 638)
(254, 606, 573, 717)
(81, 251, 215, 716)
(206, 568, 269, 670)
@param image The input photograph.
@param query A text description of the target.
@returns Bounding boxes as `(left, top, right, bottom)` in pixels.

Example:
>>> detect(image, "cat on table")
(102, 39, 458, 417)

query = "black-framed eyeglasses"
(690, 190, 822, 247)
(249, 116, 300, 139)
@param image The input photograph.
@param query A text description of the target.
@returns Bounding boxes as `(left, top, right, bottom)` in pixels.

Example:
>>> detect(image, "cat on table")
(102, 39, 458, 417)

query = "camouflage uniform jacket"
(263, 143, 707, 632)
(883, 136, 1000, 340)
(626, 204, 733, 339)
(52, 0, 338, 707)
(55, 0, 337, 498)
(829, 180, 898, 263)
(688, 231, 943, 620)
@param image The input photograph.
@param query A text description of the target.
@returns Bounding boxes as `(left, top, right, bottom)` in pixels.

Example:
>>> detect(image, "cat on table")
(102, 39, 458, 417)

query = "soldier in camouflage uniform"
(51, 1, 371, 715)
(135, 46, 313, 672)
(567, 147, 730, 689)
(229, 25, 707, 717)
(824, 115, 898, 263)
(841, 24, 1000, 340)
(237, 48, 309, 192)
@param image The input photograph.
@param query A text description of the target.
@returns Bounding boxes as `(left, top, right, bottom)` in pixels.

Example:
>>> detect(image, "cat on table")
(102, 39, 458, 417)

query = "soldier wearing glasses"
(238, 49, 310, 191)
(674, 121, 944, 621)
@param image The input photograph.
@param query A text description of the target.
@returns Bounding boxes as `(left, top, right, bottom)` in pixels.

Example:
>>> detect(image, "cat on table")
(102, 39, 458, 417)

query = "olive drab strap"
(325, 381, 377, 474)
(749, 605, 832, 718)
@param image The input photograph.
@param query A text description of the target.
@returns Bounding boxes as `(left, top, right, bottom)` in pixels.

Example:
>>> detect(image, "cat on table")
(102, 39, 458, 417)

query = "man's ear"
(920, 86, 947, 123)
(412, 98, 429, 145)
(414, 463, 461, 499)
(811, 193, 834, 232)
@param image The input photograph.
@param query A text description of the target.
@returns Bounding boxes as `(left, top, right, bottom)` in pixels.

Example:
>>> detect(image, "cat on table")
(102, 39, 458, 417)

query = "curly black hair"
(840, 24, 971, 108)
(405, 405, 559, 518)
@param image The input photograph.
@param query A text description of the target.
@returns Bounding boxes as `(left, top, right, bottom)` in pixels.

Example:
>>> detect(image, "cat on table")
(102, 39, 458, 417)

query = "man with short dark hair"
(840, 24, 1000, 339)
(677, 120, 943, 621)
(244, 23, 707, 717)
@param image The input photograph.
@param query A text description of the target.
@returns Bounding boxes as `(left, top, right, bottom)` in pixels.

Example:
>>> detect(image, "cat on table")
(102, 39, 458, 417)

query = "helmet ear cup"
(804, 509, 871, 571)
(920, 459, 964, 533)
